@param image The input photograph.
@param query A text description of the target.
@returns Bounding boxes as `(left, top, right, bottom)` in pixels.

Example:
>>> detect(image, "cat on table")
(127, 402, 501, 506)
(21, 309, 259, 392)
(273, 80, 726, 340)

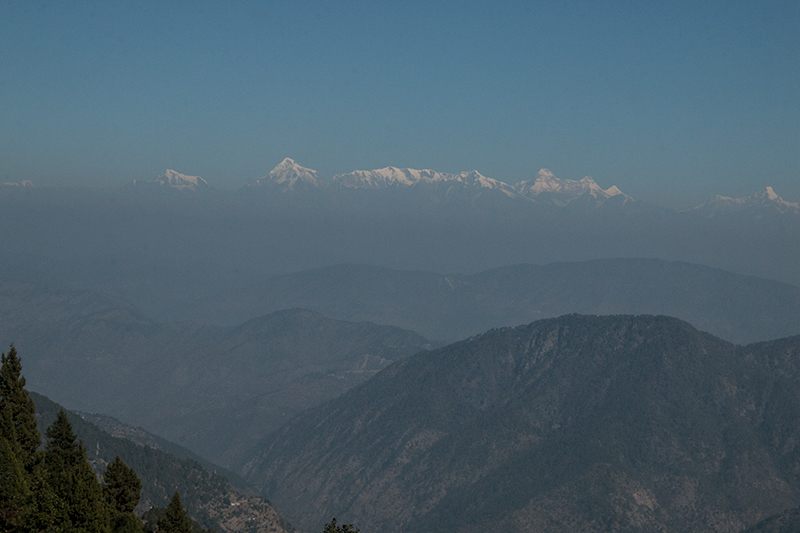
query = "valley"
(1, 166, 798, 532)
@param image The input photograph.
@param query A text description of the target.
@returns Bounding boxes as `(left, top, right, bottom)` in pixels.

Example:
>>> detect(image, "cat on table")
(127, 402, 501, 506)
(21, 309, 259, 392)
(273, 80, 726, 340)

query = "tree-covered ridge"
(1, 347, 286, 533)
(0, 344, 123, 531)
(30, 392, 290, 533)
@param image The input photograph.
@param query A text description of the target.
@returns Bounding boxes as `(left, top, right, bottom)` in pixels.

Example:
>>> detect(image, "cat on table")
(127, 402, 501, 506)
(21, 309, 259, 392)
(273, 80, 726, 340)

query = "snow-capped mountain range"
(244, 158, 631, 207)
(2, 180, 34, 188)
(688, 187, 800, 216)
(515, 169, 628, 206)
(124, 159, 796, 214)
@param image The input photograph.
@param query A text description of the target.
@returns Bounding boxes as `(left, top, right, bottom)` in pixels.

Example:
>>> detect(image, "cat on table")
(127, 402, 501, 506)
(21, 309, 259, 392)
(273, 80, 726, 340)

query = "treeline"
(0, 345, 202, 532)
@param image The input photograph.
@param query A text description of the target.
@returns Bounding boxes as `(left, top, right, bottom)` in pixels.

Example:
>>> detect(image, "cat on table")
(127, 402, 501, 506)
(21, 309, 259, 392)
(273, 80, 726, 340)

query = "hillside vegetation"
(31, 392, 290, 533)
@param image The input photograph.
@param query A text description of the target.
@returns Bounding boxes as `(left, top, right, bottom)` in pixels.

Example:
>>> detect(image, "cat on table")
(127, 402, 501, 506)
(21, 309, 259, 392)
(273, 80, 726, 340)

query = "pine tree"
(104, 456, 142, 513)
(104, 456, 143, 532)
(0, 345, 41, 473)
(157, 491, 192, 533)
(0, 345, 49, 532)
(44, 409, 110, 532)
(323, 517, 360, 533)
(0, 436, 26, 532)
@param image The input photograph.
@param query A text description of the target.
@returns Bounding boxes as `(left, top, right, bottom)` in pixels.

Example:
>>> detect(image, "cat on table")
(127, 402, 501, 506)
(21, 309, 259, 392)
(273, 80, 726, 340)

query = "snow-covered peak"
(332, 167, 453, 189)
(130, 170, 211, 191)
(514, 169, 630, 206)
(237, 160, 635, 208)
(765, 186, 780, 201)
(163, 169, 207, 188)
(248, 158, 322, 191)
(456, 170, 520, 198)
(690, 187, 799, 215)
(330, 165, 526, 201)
(536, 169, 558, 182)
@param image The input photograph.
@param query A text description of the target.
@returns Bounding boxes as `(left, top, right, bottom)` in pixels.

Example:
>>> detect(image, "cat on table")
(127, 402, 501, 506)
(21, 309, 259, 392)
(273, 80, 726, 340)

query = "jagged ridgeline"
(0, 346, 289, 533)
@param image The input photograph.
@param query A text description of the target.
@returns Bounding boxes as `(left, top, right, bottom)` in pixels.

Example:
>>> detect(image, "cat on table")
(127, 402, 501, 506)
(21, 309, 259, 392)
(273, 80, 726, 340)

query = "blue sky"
(1, 1, 798, 206)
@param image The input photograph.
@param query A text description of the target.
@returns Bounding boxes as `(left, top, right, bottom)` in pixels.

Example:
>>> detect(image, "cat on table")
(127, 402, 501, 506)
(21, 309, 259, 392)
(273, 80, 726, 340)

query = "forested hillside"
(32, 392, 291, 533)
(0, 345, 290, 533)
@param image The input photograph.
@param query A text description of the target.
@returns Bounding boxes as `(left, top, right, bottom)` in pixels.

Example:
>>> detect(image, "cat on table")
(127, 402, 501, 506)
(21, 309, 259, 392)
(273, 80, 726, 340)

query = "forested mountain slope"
(31, 392, 290, 533)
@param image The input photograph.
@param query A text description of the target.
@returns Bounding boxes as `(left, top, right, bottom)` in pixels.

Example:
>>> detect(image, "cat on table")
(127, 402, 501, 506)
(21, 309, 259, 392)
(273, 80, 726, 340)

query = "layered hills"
(3, 257, 799, 468)
(1, 167, 797, 322)
(197, 259, 800, 344)
(240, 314, 800, 533)
(7, 301, 431, 466)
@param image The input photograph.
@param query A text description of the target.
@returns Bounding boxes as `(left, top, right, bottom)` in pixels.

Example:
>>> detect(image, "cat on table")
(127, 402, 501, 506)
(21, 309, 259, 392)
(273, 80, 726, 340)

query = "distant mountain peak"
(332, 166, 451, 189)
(129, 169, 211, 191)
(514, 169, 631, 206)
(690, 187, 799, 215)
(237, 162, 632, 208)
(765, 186, 780, 201)
(248, 158, 322, 191)
(536, 168, 558, 181)
(2, 180, 34, 187)
(330, 166, 522, 201)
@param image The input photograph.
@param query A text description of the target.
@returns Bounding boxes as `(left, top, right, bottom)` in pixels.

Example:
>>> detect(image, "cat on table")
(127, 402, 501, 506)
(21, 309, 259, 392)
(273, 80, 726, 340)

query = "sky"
(1, 1, 798, 207)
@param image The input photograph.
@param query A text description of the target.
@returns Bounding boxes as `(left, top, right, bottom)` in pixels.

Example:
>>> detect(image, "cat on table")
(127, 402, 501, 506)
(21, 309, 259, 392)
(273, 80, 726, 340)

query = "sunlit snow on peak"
(146, 169, 211, 190)
(688, 186, 799, 215)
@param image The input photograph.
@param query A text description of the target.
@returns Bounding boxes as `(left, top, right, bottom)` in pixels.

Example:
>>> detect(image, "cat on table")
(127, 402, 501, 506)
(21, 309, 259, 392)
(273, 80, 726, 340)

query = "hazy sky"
(1, 1, 798, 206)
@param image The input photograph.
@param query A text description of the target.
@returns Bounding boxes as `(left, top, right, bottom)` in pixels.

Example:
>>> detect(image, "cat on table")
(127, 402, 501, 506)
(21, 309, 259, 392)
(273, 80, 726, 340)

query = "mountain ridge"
(688, 186, 800, 216)
(5, 302, 432, 467)
(116, 158, 796, 215)
(128, 169, 213, 192)
(240, 314, 800, 532)
(195, 258, 800, 344)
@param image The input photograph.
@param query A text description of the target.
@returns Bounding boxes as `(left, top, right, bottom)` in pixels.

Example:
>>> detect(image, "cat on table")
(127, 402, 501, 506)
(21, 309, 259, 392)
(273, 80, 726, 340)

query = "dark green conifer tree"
(323, 518, 360, 533)
(0, 345, 52, 532)
(104, 456, 141, 513)
(104, 456, 143, 532)
(0, 435, 26, 532)
(0, 345, 41, 472)
(157, 491, 192, 533)
(44, 409, 110, 532)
